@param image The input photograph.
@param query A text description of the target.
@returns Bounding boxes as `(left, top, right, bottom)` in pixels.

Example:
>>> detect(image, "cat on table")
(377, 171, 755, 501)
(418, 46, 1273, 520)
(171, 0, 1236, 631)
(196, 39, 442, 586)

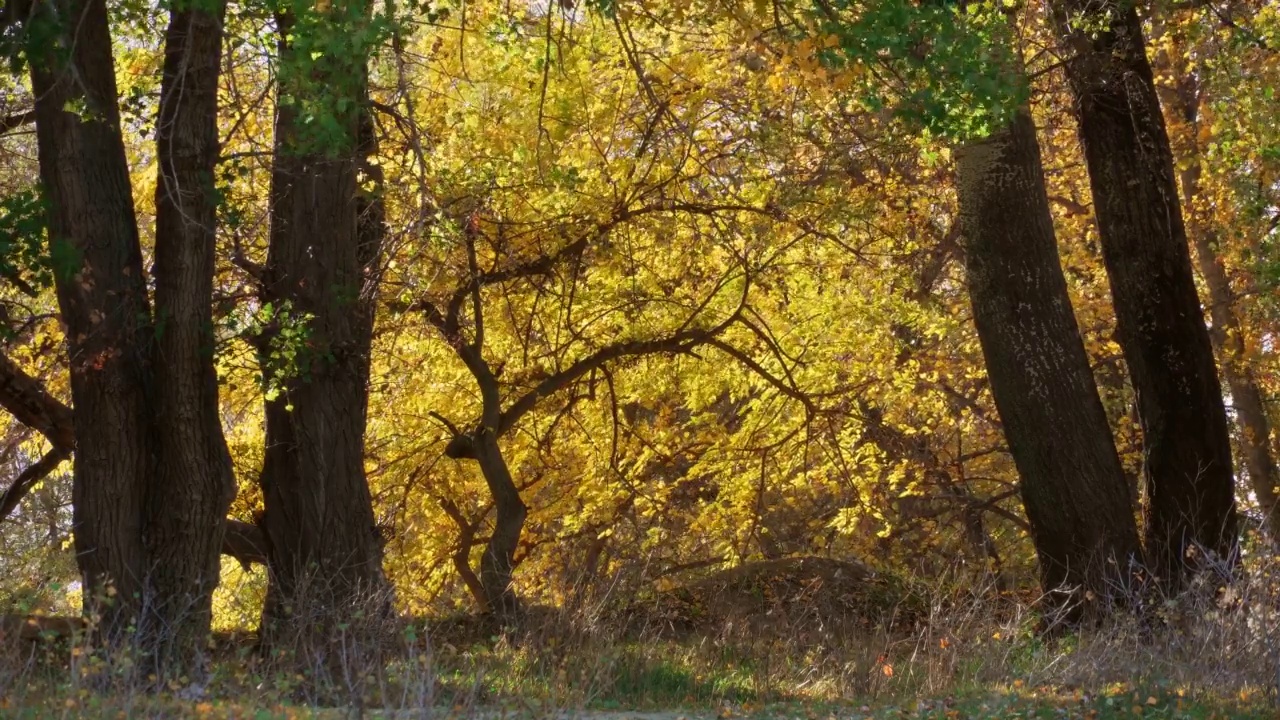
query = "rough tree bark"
(257, 4, 390, 653)
(957, 109, 1142, 622)
(144, 0, 237, 665)
(1052, 0, 1239, 588)
(25, 0, 156, 635)
(16, 0, 239, 671)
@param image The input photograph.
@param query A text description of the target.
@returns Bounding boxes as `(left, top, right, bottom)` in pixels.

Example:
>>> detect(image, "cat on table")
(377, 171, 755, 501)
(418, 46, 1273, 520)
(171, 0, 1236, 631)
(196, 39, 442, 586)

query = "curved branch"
(499, 311, 742, 438)
(437, 495, 488, 610)
(0, 350, 266, 565)
(445, 235, 590, 338)
(0, 445, 71, 520)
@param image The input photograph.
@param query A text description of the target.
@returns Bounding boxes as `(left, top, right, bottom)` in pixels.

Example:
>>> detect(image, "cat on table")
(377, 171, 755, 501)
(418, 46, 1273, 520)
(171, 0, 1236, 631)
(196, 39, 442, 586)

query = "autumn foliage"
(0, 0, 1278, 699)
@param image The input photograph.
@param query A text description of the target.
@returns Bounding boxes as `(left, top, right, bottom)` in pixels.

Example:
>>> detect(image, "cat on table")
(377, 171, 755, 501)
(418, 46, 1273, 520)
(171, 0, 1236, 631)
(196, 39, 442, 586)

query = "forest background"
(0, 0, 1279, 713)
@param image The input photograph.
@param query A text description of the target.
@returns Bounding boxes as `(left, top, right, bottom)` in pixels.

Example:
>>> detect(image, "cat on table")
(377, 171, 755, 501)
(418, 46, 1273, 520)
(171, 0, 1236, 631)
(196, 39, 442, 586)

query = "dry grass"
(2, 554, 1279, 718)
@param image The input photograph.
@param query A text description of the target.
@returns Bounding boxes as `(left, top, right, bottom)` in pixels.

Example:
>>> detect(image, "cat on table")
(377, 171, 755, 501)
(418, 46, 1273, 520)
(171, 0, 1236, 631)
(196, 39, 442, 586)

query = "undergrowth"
(2, 558, 1279, 718)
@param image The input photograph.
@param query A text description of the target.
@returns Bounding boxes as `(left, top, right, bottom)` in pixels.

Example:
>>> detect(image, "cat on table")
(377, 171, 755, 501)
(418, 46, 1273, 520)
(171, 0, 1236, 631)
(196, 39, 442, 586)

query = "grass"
(2, 630, 1274, 719)
(0, 686, 1269, 719)
(4, 562, 1280, 718)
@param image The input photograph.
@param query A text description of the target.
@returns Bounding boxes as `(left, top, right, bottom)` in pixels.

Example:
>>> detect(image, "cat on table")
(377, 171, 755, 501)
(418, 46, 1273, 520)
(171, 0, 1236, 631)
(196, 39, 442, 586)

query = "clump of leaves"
(0, 188, 53, 293)
(810, 0, 1028, 141)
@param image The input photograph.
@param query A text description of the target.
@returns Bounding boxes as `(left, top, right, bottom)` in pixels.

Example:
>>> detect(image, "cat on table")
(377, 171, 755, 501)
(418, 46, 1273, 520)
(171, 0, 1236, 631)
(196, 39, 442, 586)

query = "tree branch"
(440, 235, 589, 342)
(706, 338, 816, 413)
(0, 350, 266, 565)
(222, 519, 269, 570)
(0, 445, 71, 520)
(1048, 195, 1092, 217)
(498, 313, 742, 441)
(0, 109, 35, 137)
(0, 350, 75, 450)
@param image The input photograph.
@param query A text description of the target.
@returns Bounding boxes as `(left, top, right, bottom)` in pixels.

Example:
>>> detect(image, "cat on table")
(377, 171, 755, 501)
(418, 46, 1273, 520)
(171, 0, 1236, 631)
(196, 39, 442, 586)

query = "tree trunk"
(1173, 80, 1280, 546)
(22, 0, 245, 674)
(474, 431, 527, 619)
(0, 350, 265, 568)
(957, 109, 1142, 622)
(258, 6, 389, 657)
(25, 0, 154, 637)
(1052, 1, 1239, 588)
(143, 0, 237, 669)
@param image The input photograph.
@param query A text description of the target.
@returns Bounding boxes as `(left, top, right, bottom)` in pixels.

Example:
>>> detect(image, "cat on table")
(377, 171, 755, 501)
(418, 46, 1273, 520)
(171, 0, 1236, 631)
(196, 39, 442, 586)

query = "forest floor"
(369, 688, 1273, 719)
(2, 630, 1274, 719)
(0, 686, 1270, 719)
(4, 561, 1279, 717)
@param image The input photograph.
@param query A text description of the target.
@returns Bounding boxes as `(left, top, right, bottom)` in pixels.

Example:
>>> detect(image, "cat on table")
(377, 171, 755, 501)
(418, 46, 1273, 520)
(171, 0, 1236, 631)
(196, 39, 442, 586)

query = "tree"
(795, 0, 1144, 616)
(957, 107, 1142, 620)
(416, 210, 752, 616)
(1051, 0, 1239, 588)
(1175, 73, 1280, 546)
(21, 0, 155, 639)
(146, 0, 239, 663)
(254, 0, 391, 656)
(1146, 7, 1280, 545)
(4, 0, 236, 675)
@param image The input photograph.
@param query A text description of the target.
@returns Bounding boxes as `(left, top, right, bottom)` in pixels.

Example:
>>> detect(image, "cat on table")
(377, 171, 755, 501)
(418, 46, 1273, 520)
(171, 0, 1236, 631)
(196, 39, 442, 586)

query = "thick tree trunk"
(25, 0, 154, 637)
(258, 8, 389, 656)
(143, 0, 237, 669)
(1052, 1, 1239, 588)
(21, 0, 241, 673)
(957, 109, 1142, 622)
(1188, 225, 1280, 543)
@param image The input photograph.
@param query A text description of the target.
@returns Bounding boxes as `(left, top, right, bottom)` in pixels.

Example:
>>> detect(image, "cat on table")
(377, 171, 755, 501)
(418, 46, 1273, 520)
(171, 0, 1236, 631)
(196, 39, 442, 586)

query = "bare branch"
(222, 519, 268, 569)
(412, 298, 453, 338)
(230, 249, 267, 286)
(443, 235, 589, 336)
(0, 109, 35, 137)
(1048, 194, 1092, 217)
(498, 304, 745, 438)
(0, 350, 74, 450)
(427, 410, 462, 437)
(706, 338, 815, 412)
(0, 445, 70, 520)
(433, 196, 759, 342)
(464, 218, 484, 351)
